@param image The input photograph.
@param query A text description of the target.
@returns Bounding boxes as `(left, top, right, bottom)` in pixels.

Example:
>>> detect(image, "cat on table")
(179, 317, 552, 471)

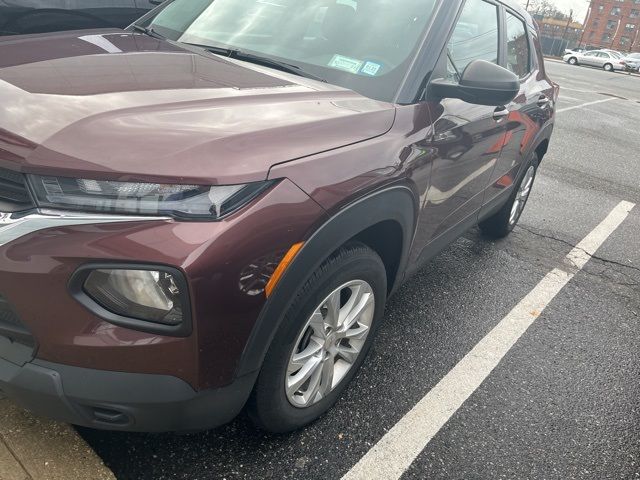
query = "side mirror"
(429, 60, 520, 106)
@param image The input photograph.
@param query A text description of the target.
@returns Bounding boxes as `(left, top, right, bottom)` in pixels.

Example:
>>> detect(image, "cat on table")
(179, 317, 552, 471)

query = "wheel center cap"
(325, 332, 337, 350)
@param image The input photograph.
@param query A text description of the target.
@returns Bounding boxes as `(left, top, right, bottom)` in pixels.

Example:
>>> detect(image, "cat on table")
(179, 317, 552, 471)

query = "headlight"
(27, 175, 274, 220)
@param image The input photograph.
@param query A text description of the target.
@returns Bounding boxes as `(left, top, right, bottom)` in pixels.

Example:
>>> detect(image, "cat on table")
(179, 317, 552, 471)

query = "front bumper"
(0, 179, 325, 387)
(0, 354, 257, 432)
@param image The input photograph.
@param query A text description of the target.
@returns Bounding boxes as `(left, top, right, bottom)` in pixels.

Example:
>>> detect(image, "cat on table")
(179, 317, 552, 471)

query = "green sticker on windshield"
(328, 54, 363, 74)
(361, 61, 382, 76)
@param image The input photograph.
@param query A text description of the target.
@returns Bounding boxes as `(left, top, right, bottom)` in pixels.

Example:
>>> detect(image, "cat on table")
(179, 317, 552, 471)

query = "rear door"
(482, 5, 555, 207)
(581, 51, 600, 67)
(599, 51, 614, 68)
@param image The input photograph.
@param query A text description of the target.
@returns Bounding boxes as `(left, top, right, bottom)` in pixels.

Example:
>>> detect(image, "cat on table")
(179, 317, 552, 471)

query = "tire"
(604, 63, 614, 72)
(248, 242, 387, 433)
(568, 57, 578, 65)
(479, 153, 539, 239)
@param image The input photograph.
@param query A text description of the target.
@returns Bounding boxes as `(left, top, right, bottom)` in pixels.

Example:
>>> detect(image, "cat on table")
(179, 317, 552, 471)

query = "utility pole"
(632, 25, 640, 53)
(611, 17, 621, 49)
(578, 1, 591, 48)
(561, 10, 574, 52)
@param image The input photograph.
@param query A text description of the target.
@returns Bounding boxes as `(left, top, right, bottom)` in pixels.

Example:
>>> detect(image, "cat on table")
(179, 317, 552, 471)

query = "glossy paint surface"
(0, 180, 326, 388)
(483, 31, 556, 204)
(273, 47, 557, 274)
(0, 5, 557, 393)
(0, 32, 395, 185)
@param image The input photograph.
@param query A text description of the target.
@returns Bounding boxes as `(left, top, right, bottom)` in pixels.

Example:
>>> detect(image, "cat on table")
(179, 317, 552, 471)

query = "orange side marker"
(265, 242, 304, 297)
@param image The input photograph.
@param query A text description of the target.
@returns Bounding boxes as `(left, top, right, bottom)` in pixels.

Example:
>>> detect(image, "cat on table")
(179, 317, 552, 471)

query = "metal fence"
(540, 36, 572, 56)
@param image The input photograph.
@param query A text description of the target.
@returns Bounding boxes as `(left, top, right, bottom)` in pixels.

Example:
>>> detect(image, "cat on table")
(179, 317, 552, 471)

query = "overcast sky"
(518, 0, 590, 21)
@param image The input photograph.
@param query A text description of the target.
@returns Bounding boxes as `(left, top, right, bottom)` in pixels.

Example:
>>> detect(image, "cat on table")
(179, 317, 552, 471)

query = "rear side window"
(447, 0, 499, 77)
(505, 11, 530, 78)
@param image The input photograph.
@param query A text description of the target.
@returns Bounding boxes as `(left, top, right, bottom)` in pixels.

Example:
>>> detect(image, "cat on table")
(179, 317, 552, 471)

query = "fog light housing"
(84, 269, 183, 325)
(70, 265, 192, 336)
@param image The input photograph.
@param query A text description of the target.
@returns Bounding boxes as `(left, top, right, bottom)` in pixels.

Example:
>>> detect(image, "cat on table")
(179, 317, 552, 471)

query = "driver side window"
(447, 0, 499, 80)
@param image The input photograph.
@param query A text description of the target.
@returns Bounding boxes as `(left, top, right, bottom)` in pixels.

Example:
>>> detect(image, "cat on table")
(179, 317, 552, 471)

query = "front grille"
(0, 168, 34, 212)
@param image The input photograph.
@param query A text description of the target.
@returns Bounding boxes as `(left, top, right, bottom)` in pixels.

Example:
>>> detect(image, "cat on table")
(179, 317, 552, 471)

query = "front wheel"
(568, 57, 578, 65)
(479, 154, 539, 239)
(604, 63, 614, 72)
(248, 242, 387, 433)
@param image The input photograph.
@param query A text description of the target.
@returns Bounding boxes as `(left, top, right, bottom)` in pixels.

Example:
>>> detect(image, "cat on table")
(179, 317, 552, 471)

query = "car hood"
(0, 31, 395, 184)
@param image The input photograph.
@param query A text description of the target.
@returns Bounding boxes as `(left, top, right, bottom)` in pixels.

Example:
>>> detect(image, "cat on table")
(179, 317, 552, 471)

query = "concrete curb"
(0, 399, 115, 480)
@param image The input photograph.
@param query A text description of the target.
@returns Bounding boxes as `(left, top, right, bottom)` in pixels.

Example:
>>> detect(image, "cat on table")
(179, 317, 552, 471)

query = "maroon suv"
(0, 0, 557, 433)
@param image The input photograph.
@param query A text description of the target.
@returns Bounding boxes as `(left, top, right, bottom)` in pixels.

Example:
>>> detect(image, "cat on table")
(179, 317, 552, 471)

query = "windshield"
(145, 0, 438, 102)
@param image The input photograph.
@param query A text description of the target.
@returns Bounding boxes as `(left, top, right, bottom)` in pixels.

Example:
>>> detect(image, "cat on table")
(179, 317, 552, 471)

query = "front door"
(482, 7, 555, 205)
(409, 0, 508, 265)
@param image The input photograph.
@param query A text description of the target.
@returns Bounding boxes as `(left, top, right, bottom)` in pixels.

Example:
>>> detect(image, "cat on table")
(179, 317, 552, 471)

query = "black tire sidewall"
(249, 244, 387, 433)
(479, 153, 539, 238)
(505, 154, 539, 232)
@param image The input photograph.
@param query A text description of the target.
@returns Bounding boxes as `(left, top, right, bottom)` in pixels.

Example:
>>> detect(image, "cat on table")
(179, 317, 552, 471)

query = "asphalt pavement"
(78, 60, 640, 480)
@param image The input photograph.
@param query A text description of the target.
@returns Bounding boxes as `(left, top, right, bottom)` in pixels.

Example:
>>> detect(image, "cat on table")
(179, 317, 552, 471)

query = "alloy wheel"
(285, 280, 375, 408)
(509, 165, 535, 226)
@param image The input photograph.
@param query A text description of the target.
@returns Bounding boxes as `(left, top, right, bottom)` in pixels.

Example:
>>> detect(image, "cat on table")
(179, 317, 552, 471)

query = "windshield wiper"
(132, 24, 164, 40)
(186, 43, 326, 83)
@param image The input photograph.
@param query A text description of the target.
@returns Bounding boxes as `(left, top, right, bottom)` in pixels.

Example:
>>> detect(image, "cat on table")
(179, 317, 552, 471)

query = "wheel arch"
(352, 220, 404, 295)
(235, 185, 417, 378)
(535, 138, 550, 162)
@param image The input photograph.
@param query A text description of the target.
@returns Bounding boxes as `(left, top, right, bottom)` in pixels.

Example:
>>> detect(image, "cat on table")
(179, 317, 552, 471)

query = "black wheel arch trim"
(235, 185, 417, 378)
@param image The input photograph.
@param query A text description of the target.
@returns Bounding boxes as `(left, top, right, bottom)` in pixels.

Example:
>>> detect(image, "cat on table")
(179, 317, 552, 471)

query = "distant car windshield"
(627, 53, 640, 59)
(145, 0, 438, 101)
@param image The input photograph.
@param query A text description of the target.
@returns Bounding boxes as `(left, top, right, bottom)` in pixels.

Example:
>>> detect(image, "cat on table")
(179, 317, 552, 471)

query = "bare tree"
(526, 0, 570, 20)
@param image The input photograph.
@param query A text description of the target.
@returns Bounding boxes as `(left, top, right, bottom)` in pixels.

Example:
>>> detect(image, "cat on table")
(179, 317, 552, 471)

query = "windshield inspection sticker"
(328, 54, 363, 74)
(360, 61, 382, 76)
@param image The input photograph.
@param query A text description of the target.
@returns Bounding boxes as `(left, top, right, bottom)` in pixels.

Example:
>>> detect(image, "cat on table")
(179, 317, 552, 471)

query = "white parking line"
(342, 201, 636, 480)
(557, 98, 617, 113)
(558, 95, 582, 102)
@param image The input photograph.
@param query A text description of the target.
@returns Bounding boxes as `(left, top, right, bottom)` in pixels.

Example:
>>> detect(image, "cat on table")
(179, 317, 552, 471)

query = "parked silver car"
(563, 50, 626, 72)
(621, 53, 640, 72)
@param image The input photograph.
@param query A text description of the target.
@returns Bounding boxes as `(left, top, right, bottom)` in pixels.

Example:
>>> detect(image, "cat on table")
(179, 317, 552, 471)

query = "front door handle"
(493, 106, 509, 121)
(537, 95, 551, 108)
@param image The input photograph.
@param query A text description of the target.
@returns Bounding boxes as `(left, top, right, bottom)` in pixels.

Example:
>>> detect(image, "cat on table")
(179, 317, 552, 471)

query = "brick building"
(581, 0, 640, 52)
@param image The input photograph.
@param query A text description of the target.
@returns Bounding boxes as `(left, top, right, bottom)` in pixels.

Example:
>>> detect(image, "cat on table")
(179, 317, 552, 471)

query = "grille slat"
(0, 168, 34, 211)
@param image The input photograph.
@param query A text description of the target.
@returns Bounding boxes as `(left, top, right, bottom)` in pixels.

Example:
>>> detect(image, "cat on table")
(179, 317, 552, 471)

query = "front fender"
(235, 185, 417, 378)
